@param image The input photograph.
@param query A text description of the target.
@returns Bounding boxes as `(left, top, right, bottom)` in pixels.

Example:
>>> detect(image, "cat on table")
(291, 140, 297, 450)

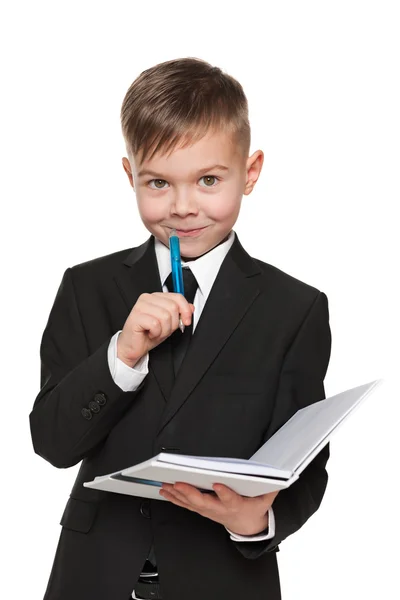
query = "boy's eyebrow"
(137, 164, 229, 179)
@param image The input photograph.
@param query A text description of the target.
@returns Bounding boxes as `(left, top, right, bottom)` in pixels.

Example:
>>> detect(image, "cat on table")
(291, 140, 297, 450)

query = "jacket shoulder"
(253, 257, 323, 305)
(61, 246, 139, 294)
(71, 247, 133, 272)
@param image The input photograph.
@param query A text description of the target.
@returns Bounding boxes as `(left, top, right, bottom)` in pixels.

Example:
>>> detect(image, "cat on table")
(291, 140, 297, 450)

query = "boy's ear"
(244, 150, 264, 195)
(122, 157, 135, 189)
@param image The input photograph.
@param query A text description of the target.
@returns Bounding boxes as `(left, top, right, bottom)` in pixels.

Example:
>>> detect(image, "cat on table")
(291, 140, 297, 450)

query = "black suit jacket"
(30, 232, 331, 600)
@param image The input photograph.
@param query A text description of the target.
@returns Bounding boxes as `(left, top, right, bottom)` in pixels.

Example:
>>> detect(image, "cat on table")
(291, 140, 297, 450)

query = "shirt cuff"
(107, 330, 149, 391)
(226, 506, 275, 542)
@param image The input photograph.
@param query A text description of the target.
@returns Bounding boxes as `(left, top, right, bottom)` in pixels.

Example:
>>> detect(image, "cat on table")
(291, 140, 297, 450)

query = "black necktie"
(165, 267, 198, 376)
(142, 268, 198, 575)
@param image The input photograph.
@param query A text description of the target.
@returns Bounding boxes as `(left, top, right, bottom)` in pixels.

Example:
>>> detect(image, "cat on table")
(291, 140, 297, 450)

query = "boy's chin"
(179, 243, 207, 262)
(180, 235, 231, 261)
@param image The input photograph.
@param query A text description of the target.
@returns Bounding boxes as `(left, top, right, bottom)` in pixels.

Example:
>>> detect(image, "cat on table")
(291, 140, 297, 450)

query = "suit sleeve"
(29, 268, 146, 469)
(232, 291, 332, 559)
(108, 330, 149, 391)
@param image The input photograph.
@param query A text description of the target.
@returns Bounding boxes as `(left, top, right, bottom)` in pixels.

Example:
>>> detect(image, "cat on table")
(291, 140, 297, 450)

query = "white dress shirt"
(107, 230, 275, 542)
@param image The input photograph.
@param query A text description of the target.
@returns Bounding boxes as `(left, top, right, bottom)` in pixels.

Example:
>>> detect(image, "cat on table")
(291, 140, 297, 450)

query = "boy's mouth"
(175, 227, 207, 237)
(168, 226, 208, 237)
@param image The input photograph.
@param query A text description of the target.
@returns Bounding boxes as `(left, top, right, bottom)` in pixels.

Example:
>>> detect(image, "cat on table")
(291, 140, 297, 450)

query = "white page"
(251, 380, 382, 472)
(156, 453, 291, 478)
(85, 461, 296, 498)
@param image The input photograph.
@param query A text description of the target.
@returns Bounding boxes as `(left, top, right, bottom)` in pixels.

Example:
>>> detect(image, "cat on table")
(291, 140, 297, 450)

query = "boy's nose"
(171, 191, 199, 215)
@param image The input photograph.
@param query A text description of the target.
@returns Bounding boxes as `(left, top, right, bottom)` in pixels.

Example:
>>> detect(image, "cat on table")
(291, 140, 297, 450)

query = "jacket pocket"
(60, 496, 99, 533)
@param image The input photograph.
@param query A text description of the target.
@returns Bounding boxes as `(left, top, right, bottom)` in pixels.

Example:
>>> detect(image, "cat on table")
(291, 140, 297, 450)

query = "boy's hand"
(159, 482, 279, 536)
(117, 292, 195, 368)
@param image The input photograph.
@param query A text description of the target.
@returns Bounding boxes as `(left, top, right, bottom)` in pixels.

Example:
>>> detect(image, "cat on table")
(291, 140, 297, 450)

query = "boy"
(30, 57, 331, 600)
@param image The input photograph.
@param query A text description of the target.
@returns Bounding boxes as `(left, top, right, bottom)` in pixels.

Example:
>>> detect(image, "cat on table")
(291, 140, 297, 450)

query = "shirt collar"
(154, 230, 236, 299)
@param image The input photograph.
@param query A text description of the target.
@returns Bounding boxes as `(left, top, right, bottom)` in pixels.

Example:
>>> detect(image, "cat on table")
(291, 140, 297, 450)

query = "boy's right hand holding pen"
(117, 293, 195, 368)
(118, 229, 192, 368)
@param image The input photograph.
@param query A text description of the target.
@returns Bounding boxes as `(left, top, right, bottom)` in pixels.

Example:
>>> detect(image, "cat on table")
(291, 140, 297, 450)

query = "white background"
(1, 1, 399, 598)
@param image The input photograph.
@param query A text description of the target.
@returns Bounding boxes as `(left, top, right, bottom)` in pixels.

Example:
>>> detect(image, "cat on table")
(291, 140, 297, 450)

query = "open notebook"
(84, 379, 382, 500)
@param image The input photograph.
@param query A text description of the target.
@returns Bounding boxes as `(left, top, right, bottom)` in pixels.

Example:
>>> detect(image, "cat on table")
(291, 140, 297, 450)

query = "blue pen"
(169, 228, 185, 333)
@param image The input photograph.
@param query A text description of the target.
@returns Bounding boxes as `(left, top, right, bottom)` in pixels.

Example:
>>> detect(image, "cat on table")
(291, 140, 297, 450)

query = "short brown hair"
(120, 57, 251, 166)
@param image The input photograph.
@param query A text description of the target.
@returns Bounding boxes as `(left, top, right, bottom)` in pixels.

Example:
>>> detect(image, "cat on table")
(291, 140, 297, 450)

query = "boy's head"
(120, 57, 263, 260)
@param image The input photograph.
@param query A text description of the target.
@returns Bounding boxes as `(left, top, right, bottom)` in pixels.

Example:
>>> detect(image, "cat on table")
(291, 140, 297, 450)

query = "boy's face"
(122, 129, 263, 261)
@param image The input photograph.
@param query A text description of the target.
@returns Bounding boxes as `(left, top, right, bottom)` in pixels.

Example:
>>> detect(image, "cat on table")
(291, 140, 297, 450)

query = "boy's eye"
(148, 175, 219, 190)
(199, 175, 218, 187)
(150, 179, 168, 189)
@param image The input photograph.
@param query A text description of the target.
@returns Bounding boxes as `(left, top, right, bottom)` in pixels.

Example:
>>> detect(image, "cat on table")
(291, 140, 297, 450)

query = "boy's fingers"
(142, 299, 179, 331)
(160, 489, 192, 511)
(170, 483, 221, 512)
(134, 314, 162, 339)
(150, 292, 193, 324)
(165, 292, 192, 315)
(172, 483, 207, 506)
(212, 484, 241, 508)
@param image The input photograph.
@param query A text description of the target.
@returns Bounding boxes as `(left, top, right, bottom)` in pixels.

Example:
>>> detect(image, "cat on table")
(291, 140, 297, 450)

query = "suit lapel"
(113, 235, 175, 402)
(156, 234, 262, 435)
(113, 233, 262, 434)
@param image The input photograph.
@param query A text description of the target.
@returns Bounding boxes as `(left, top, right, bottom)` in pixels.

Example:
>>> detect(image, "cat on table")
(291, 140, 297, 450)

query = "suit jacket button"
(140, 500, 151, 519)
(94, 392, 107, 406)
(88, 400, 100, 413)
(81, 408, 92, 420)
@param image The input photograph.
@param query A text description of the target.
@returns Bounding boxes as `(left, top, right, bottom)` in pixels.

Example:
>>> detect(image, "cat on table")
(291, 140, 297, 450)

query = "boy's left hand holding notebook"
(160, 481, 279, 536)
